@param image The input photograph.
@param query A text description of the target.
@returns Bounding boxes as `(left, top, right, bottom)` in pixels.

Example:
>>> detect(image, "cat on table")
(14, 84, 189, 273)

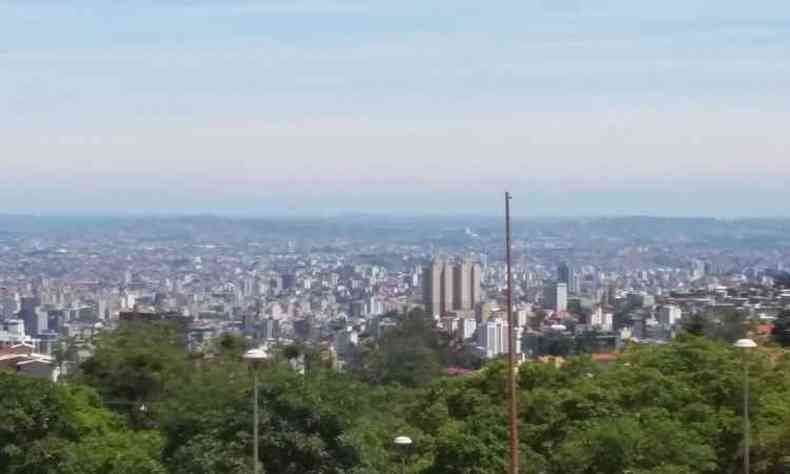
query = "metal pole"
(401, 456, 406, 474)
(744, 353, 750, 474)
(505, 192, 519, 474)
(253, 369, 260, 474)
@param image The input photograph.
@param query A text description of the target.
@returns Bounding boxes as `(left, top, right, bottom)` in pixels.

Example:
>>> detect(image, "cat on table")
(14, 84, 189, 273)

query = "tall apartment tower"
(424, 260, 483, 317)
(558, 262, 579, 295)
(441, 261, 454, 315)
(423, 261, 444, 317)
(453, 262, 472, 310)
(477, 320, 522, 359)
(543, 281, 568, 312)
(470, 263, 482, 308)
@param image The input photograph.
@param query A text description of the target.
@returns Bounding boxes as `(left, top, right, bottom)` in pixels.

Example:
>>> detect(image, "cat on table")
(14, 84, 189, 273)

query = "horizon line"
(1, 212, 789, 221)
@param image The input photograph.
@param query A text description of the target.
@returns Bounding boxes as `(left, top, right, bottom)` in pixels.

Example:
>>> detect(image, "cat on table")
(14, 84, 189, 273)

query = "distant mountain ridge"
(1, 214, 789, 247)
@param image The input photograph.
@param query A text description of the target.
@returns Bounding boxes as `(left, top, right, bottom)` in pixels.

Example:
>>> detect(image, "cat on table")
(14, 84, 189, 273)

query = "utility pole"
(253, 368, 260, 474)
(505, 192, 519, 474)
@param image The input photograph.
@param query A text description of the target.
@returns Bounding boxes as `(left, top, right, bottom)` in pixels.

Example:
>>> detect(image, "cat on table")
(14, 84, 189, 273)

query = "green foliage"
(683, 311, 711, 337)
(352, 308, 481, 388)
(212, 332, 251, 358)
(682, 308, 747, 343)
(76, 322, 422, 472)
(11, 319, 790, 474)
(77, 321, 189, 423)
(60, 430, 166, 474)
(412, 335, 790, 473)
(160, 360, 416, 473)
(353, 308, 444, 387)
(0, 374, 165, 474)
(554, 414, 716, 473)
(773, 310, 790, 347)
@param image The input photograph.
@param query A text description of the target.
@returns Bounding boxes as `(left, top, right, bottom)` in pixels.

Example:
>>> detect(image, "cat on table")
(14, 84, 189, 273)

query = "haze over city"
(3, 0, 790, 217)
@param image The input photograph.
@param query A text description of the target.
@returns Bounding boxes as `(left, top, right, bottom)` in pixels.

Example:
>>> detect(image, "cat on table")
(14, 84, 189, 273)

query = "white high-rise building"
(657, 305, 683, 326)
(558, 263, 580, 295)
(477, 320, 522, 359)
(543, 282, 568, 312)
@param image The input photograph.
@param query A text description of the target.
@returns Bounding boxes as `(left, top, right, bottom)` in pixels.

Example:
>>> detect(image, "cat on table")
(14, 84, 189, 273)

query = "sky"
(1, 0, 789, 217)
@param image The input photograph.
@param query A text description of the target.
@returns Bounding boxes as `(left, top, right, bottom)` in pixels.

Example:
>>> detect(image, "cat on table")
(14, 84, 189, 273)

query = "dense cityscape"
(2, 215, 790, 472)
(2, 215, 790, 377)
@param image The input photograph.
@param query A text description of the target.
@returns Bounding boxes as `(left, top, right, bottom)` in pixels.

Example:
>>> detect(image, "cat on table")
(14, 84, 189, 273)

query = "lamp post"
(393, 436, 413, 474)
(244, 348, 269, 474)
(734, 338, 757, 474)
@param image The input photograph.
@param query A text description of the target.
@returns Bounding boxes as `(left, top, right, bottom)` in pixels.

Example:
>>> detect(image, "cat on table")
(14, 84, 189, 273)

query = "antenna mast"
(505, 192, 519, 474)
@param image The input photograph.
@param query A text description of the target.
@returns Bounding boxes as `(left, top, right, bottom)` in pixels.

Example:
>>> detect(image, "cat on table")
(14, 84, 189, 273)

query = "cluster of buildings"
(1, 217, 789, 379)
(426, 258, 790, 362)
(0, 343, 59, 382)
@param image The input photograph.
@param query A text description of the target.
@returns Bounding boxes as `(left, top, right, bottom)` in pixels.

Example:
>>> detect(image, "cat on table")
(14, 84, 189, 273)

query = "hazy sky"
(2, 1, 789, 217)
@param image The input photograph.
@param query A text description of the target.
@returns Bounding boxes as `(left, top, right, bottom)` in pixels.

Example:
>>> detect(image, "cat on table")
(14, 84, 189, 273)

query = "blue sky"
(1, 1, 789, 216)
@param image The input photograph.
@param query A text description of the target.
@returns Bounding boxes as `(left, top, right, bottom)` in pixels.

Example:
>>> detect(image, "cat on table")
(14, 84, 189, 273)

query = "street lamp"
(734, 338, 757, 474)
(393, 436, 413, 474)
(244, 348, 269, 474)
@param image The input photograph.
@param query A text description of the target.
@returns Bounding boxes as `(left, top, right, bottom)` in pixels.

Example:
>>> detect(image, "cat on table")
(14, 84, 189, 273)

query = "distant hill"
(0, 214, 788, 248)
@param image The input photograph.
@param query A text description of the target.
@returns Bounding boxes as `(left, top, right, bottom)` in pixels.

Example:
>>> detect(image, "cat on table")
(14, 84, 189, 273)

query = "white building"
(0, 344, 60, 382)
(367, 297, 384, 317)
(440, 316, 477, 340)
(0, 320, 37, 348)
(657, 305, 683, 326)
(516, 310, 530, 328)
(477, 320, 522, 359)
(335, 326, 359, 355)
(461, 318, 477, 340)
(543, 282, 568, 312)
(588, 307, 614, 332)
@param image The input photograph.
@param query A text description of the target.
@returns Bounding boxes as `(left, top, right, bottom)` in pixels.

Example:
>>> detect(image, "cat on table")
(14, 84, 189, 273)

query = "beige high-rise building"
(453, 262, 472, 310)
(423, 260, 444, 317)
(471, 263, 482, 307)
(424, 260, 483, 317)
(441, 261, 454, 316)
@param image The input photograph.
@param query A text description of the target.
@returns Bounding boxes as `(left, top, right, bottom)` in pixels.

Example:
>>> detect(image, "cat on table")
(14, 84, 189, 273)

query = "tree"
(554, 415, 716, 474)
(51, 335, 80, 374)
(0, 374, 165, 474)
(410, 335, 790, 473)
(353, 308, 444, 387)
(772, 310, 790, 347)
(682, 309, 747, 343)
(682, 311, 712, 337)
(13, 312, 789, 474)
(159, 359, 410, 473)
(212, 332, 251, 359)
(77, 321, 189, 424)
